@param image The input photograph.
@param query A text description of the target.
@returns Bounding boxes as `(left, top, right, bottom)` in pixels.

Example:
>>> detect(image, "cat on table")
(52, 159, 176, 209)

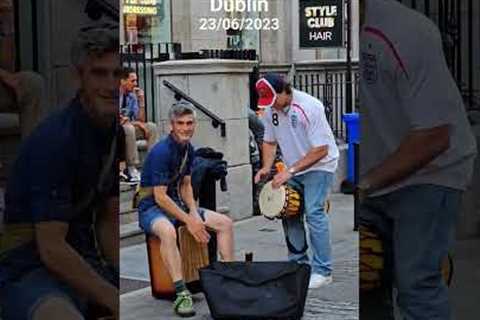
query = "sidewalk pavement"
(120, 193, 359, 319)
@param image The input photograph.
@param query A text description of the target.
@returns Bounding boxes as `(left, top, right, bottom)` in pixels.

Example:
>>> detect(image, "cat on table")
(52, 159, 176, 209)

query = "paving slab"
(120, 193, 358, 319)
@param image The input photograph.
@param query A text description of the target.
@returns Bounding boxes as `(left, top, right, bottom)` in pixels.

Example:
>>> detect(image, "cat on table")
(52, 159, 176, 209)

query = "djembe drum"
(258, 180, 331, 220)
(360, 225, 453, 291)
(146, 225, 209, 299)
(258, 181, 303, 219)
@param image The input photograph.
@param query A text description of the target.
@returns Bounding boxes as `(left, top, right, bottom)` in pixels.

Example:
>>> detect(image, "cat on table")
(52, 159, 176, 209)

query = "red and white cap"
(255, 73, 287, 108)
(256, 78, 277, 108)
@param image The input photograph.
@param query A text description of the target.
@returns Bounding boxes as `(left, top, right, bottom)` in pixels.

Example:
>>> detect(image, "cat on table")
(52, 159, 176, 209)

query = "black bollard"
(353, 142, 359, 231)
(198, 175, 220, 263)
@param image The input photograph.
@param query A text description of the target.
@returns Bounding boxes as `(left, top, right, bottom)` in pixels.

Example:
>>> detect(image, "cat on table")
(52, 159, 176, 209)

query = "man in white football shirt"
(254, 73, 339, 289)
(359, 0, 477, 319)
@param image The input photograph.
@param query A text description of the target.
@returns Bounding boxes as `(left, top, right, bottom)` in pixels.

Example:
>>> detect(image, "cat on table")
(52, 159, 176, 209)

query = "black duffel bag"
(199, 261, 311, 320)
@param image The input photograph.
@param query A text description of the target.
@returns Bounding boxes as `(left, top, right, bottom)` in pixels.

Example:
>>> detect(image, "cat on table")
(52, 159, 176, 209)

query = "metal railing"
(121, 43, 180, 122)
(120, 43, 258, 123)
(162, 81, 227, 137)
(199, 49, 257, 60)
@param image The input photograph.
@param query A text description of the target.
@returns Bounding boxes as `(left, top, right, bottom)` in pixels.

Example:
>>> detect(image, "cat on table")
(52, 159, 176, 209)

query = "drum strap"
(281, 178, 308, 255)
(282, 216, 308, 255)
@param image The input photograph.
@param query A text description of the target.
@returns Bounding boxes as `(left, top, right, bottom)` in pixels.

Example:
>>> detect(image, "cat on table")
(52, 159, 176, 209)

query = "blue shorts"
(139, 206, 207, 235)
(0, 268, 87, 320)
(0, 247, 118, 320)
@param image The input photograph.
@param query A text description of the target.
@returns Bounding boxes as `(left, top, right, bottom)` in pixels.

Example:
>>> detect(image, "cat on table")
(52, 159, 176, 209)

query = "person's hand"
(119, 115, 129, 125)
(254, 167, 270, 184)
(189, 208, 202, 221)
(272, 171, 292, 189)
(133, 87, 144, 98)
(186, 216, 210, 244)
(132, 121, 150, 139)
(356, 178, 373, 204)
(139, 124, 150, 140)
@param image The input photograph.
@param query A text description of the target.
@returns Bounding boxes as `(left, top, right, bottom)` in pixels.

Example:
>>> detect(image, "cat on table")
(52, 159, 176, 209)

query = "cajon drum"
(146, 226, 210, 299)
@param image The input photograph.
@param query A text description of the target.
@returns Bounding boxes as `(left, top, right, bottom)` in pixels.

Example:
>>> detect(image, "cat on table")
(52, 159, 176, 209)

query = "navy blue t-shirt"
(0, 96, 117, 283)
(138, 134, 195, 213)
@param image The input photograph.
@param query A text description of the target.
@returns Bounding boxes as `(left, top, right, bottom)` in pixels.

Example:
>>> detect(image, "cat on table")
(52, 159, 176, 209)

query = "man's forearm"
(138, 107, 146, 123)
(261, 142, 277, 169)
(290, 146, 328, 173)
(180, 183, 197, 213)
(362, 126, 450, 192)
(40, 240, 117, 308)
(155, 193, 192, 224)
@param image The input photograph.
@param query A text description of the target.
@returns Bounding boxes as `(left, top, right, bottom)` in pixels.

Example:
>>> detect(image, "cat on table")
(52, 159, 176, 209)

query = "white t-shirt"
(262, 89, 339, 174)
(360, 0, 477, 194)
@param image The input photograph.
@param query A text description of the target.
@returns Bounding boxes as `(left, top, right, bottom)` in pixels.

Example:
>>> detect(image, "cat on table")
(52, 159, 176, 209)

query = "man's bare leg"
(122, 122, 140, 168)
(144, 122, 158, 150)
(203, 210, 234, 261)
(150, 218, 183, 282)
(150, 218, 195, 317)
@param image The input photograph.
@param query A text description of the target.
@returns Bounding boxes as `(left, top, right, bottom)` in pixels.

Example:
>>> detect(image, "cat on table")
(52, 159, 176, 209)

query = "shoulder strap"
(73, 134, 117, 215)
(134, 145, 191, 207)
(168, 147, 189, 184)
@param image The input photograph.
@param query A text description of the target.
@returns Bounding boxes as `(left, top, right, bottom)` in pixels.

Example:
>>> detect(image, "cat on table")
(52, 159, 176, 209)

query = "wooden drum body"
(146, 226, 210, 299)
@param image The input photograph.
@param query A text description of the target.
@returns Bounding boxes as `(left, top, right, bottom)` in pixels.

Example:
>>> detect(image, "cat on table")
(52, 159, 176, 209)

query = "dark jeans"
(359, 185, 462, 320)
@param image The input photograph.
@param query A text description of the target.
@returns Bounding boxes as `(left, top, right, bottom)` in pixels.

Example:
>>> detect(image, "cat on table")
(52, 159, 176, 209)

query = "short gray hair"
(71, 23, 119, 68)
(169, 101, 197, 121)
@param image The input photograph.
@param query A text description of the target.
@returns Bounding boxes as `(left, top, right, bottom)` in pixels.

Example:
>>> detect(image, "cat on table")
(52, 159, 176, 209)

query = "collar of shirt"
(167, 133, 189, 154)
(72, 94, 115, 148)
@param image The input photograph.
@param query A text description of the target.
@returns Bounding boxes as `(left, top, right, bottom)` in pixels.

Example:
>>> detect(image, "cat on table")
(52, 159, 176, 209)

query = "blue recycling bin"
(342, 113, 360, 183)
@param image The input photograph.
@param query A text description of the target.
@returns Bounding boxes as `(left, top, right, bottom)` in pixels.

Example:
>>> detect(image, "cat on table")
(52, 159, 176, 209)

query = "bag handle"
(204, 266, 303, 286)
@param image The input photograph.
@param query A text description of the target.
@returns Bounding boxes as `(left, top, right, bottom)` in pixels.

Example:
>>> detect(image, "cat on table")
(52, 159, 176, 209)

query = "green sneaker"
(173, 290, 196, 317)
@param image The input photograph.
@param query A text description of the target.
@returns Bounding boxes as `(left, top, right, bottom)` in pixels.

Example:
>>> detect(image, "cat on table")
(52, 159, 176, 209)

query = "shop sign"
(123, 0, 158, 15)
(299, 0, 344, 48)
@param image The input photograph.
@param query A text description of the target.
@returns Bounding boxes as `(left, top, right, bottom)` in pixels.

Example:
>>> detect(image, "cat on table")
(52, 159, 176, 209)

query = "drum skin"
(259, 181, 302, 219)
(259, 181, 287, 219)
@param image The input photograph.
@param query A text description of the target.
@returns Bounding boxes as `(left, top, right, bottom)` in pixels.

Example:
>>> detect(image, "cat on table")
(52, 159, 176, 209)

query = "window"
(122, 0, 171, 44)
(226, 10, 259, 51)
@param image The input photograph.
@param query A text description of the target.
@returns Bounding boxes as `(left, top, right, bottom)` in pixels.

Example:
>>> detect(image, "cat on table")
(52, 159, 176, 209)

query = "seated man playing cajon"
(137, 101, 234, 318)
